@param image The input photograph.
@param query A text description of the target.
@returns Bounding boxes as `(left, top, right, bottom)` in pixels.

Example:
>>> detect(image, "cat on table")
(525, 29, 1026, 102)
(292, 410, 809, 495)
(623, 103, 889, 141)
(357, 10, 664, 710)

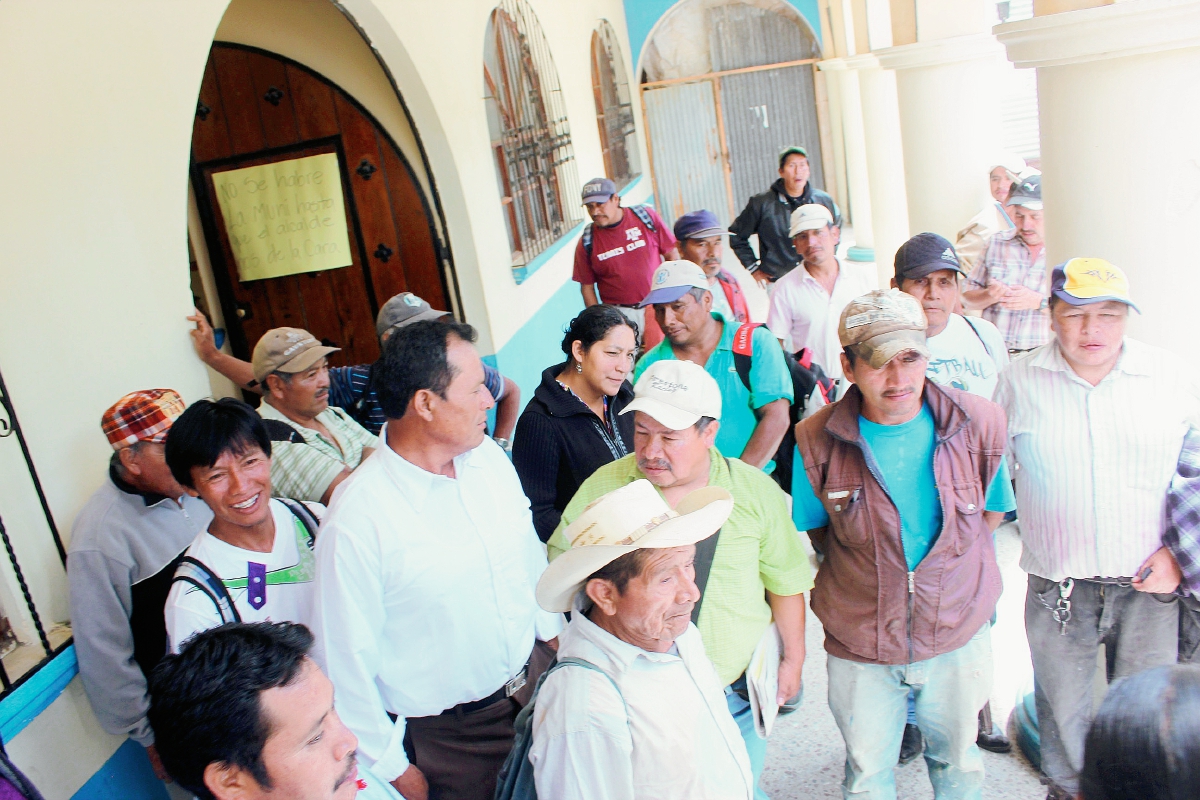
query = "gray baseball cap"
(375, 293, 448, 338)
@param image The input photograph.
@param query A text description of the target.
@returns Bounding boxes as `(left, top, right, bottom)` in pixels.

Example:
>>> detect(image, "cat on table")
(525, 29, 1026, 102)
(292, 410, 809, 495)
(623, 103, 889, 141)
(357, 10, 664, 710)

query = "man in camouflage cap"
(790, 289, 1015, 799)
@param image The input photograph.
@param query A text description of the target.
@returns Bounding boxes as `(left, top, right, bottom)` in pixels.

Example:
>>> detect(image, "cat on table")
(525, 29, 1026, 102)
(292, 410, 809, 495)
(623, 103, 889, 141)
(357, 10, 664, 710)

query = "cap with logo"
(101, 389, 186, 450)
(639, 260, 711, 307)
(581, 177, 617, 205)
(1050, 258, 1139, 313)
(894, 232, 965, 283)
(778, 145, 808, 169)
(838, 289, 931, 369)
(535, 479, 734, 612)
(673, 209, 728, 242)
(621, 359, 722, 430)
(376, 292, 448, 338)
(1006, 174, 1042, 210)
(990, 153, 1026, 176)
(789, 204, 834, 237)
(251, 327, 340, 384)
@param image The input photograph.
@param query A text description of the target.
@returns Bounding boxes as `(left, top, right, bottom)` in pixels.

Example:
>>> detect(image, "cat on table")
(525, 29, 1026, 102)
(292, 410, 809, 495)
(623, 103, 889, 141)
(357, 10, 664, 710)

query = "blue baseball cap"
(581, 177, 617, 205)
(673, 209, 728, 241)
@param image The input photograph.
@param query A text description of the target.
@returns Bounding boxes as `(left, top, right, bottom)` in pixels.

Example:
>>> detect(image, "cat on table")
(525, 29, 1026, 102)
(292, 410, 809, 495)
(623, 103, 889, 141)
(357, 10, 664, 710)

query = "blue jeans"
(826, 626, 992, 799)
(725, 687, 769, 800)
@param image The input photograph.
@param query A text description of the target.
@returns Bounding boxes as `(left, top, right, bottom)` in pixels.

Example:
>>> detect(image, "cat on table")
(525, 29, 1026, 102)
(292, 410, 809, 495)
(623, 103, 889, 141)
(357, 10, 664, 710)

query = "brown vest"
(795, 380, 1007, 665)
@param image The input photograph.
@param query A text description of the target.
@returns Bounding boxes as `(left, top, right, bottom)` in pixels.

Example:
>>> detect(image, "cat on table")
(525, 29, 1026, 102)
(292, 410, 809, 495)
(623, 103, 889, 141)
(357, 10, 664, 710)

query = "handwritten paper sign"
(212, 153, 354, 282)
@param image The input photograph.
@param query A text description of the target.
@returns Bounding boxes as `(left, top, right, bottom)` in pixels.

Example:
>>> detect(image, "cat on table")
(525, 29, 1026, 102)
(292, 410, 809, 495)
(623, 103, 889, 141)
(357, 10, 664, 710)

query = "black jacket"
(729, 178, 841, 281)
(512, 364, 635, 542)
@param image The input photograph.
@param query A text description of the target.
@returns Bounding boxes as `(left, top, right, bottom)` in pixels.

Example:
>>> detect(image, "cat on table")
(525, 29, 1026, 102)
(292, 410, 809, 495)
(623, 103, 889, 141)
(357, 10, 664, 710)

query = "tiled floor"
(761, 523, 1048, 799)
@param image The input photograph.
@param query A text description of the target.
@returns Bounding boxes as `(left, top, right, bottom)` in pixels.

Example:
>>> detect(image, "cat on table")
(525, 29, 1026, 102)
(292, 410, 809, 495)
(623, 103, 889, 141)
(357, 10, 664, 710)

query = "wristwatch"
(1039, 297, 1049, 311)
(493, 437, 513, 454)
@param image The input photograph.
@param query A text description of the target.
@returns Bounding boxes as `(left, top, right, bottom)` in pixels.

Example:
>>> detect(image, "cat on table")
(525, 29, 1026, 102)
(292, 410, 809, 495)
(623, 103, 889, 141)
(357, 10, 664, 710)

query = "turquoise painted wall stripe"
(71, 738, 168, 800)
(0, 645, 77, 743)
(493, 279, 586, 415)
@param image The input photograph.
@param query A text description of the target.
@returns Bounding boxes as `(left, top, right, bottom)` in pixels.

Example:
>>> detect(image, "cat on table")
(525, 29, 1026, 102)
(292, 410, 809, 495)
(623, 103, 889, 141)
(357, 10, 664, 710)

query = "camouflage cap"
(838, 289, 930, 369)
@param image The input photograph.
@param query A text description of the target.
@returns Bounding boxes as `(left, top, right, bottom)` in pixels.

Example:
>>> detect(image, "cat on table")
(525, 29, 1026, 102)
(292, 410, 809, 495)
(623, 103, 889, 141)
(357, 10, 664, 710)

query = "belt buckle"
(504, 668, 527, 698)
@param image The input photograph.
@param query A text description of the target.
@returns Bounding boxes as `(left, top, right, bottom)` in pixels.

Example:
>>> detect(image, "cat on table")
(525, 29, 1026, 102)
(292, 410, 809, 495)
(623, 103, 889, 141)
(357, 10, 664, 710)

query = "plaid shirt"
(259, 403, 378, 503)
(1165, 427, 1200, 597)
(546, 449, 812, 685)
(967, 228, 1050, 351)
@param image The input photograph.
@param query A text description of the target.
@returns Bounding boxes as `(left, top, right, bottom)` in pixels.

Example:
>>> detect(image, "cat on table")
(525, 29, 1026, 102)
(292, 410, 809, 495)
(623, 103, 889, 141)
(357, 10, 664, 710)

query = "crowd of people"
(62, 143, 1200, 800)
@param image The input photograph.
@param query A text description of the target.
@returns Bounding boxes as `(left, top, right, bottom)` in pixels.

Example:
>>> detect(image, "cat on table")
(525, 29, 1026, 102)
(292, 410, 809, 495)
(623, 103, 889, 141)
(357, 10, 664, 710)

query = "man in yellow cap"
(995, 258, 1200, 800)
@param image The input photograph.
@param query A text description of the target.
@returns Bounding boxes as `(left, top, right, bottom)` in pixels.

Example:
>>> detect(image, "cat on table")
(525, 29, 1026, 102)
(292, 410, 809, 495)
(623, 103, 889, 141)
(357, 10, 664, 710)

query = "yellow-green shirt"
(548, 449, 813, 684)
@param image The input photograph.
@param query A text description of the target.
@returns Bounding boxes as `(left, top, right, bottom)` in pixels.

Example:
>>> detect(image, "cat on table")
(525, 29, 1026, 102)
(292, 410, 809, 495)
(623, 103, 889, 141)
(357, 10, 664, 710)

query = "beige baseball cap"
(789, 204, 834, 237)
(838, 289, 930, 369)
(251, 327, 340, 384)
(620, 360, 722, 430)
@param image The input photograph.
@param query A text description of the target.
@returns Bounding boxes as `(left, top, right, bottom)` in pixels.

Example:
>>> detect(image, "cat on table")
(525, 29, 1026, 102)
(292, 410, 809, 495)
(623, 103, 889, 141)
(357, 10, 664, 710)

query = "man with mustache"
(673, 209, 751, 324)
(792, 289, 1014, 799)
(548, 360, 811, 799)
(148, 621, 397, 800)
(250, 327, 377, 504)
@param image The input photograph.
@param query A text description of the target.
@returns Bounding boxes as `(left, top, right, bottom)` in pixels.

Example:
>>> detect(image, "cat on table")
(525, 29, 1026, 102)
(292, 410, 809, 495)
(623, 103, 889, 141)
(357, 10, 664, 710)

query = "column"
(996, 0, 1200, 354)
(875, 33, 1009, 240)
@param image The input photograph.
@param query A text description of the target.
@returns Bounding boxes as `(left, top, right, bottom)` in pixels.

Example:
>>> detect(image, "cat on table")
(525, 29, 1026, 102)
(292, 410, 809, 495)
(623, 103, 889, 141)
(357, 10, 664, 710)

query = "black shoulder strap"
(582, 222, 594, 256)
(260, 418, 305, 444)
(690, 457, 731, 625)
(277, 498, 319, 549)
(172, 556, 242, 624)
(961, 315, 999, 366)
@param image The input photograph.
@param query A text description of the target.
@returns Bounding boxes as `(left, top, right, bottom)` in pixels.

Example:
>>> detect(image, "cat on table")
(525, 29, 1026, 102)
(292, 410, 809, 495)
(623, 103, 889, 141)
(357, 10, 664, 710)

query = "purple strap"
(247, 562, 267, 610)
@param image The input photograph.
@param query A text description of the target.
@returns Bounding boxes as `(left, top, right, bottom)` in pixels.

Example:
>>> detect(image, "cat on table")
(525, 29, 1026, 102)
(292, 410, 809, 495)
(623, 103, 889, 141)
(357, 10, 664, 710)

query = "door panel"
(191, 44, 447, 370)
(642, 81, 730, 228)
(719, 64, 824, 215)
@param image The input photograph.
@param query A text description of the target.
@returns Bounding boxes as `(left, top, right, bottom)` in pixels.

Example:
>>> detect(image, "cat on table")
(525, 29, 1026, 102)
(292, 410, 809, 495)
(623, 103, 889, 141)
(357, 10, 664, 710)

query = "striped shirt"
(967, 228, 1049, 351)
(994, 338, 1200, 581)
(547, 450, 813, 685)
(258, 402, 378, 503)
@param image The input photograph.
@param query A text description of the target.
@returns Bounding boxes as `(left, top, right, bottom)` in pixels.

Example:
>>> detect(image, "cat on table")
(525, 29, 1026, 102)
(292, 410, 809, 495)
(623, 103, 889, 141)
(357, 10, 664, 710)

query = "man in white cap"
(995, 259, 1200, 800)
(532, 479, 753, 800)
(766, 204, 872, 386)
(249, 327, 378, 504)
(634, 260, 793, 469)
(548, 359, 811, 799)
(792, 289, 1014, 799)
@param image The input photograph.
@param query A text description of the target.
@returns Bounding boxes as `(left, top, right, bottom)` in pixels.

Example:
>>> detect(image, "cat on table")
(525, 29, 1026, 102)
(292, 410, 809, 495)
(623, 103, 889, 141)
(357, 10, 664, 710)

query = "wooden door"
(191, 43, 447, 367)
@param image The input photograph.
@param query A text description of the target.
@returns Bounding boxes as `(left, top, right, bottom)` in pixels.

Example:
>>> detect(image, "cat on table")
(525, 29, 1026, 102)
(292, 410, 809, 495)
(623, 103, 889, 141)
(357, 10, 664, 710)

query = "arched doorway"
(639, 0, 824, 227)
(190, 43, 449, 368)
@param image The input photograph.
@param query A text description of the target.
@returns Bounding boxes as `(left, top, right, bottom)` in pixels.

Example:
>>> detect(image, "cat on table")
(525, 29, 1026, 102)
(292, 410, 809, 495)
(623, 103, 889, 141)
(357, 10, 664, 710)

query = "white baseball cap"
(639, 260, 710, 307)
(789, 204, 834, 237)
(621, 360, 722, 430)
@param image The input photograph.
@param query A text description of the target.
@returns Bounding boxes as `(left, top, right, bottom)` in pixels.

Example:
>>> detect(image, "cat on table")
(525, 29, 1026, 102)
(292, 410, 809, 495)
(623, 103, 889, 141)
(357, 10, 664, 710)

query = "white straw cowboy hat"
(536, 479, 733, 613)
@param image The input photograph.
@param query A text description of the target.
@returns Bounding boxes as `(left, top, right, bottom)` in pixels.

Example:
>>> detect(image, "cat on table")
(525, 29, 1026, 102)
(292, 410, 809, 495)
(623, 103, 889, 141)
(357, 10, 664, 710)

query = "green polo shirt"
(548, 449, 813, 685)
(633, 316, 793, 460)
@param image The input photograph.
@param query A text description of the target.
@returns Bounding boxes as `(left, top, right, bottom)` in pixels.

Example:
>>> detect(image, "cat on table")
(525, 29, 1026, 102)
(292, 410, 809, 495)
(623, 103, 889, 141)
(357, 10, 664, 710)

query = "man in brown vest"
(790, 289, 1014, 799)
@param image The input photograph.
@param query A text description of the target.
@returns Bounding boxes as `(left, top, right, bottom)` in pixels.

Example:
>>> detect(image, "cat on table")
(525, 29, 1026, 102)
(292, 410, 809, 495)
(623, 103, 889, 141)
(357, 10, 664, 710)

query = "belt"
(438, 665, 528, 717)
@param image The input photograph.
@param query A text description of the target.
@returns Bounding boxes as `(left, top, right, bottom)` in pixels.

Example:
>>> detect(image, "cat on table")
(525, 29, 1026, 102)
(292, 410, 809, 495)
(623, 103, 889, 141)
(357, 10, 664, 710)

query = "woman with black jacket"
(513, 305, 638, 541)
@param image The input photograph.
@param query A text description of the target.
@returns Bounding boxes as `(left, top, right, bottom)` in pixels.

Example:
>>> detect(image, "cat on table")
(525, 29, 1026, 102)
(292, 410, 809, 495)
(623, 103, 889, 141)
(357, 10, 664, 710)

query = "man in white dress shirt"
(994, 258, 1200, 800)
(531, 479, 754, 800)
(766, 204, 872, 385)
(314, 319, 562, 800)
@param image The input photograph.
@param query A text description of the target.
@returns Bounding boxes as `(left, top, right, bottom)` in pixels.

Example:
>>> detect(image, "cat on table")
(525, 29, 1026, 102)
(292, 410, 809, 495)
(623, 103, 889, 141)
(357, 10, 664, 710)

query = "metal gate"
(642, 80, 730, 227)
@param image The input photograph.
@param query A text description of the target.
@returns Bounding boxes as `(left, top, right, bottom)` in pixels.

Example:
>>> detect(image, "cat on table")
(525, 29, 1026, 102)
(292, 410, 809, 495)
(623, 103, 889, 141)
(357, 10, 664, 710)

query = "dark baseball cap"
(778, 146, 808, 168)
(581, 178, 617, 205)
(673, 210, 727, 241)
(894, 233, 965, 283)
(1007, 174, 1042, 210)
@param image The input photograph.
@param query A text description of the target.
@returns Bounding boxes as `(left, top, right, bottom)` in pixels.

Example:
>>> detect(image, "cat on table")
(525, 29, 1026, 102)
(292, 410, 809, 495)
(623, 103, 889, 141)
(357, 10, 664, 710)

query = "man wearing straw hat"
(531, 479, 754, 800)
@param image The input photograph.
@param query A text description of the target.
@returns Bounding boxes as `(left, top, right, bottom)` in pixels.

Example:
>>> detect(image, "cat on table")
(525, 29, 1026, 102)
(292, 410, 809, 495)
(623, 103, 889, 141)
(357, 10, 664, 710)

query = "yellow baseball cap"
(1050, 258, 1140, 313)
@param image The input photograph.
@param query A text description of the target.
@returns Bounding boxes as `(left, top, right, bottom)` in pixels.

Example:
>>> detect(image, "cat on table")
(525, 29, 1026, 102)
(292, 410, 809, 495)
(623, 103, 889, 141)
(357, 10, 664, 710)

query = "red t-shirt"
(572, 206, 677, 306)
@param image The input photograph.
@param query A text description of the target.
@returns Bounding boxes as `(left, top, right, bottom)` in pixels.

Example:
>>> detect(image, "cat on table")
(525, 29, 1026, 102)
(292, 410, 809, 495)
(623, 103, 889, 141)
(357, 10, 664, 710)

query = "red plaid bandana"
(101, 389, 186, 450)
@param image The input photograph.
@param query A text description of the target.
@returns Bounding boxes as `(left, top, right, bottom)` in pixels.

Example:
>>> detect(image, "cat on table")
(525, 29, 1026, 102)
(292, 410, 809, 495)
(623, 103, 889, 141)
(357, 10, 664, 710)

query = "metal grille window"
(0, 368, 71, 695)
(590, 21, 640, 189)
(484, 0, 581, 271)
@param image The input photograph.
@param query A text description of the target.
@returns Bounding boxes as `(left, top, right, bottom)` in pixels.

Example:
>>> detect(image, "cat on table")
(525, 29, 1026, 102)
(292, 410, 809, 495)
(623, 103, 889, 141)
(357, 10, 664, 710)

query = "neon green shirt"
(548, 449, 813, 684)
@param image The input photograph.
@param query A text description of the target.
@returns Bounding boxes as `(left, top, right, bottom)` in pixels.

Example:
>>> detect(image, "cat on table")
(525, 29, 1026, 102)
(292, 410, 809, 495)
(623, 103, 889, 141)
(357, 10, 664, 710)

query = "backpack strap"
(548, 657, 626, 711)
(630, 204, 656, 232)
(277, 498, 319, 550)
(689, 456, 731, 625)
(582, 222, 594, 257)
(731, 323, 760, 393)
(172, 556, 242, 624)
(261, 419, 305, 444)
(961, 315, 1000, 366)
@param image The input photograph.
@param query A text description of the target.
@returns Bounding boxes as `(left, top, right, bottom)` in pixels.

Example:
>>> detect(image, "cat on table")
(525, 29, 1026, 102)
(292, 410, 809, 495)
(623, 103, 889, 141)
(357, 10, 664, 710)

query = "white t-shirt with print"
(925, 313, 1009, 400)
(165, 498, 323, 651)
